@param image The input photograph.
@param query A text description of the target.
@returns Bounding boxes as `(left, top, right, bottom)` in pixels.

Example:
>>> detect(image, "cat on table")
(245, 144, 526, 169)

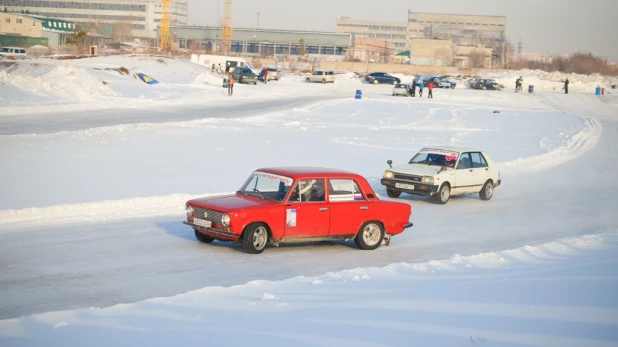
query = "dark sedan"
(231, 67, 258, 85)
(366, 72, 401, 85)
(469, 78, 504, 90)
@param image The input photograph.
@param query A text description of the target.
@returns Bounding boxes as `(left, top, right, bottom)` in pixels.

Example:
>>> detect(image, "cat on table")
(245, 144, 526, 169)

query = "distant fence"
(318, 61, 458, 75)
(0, 35, 48, 48)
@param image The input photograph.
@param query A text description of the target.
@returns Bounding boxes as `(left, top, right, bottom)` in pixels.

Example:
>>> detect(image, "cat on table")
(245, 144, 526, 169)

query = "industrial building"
(335, 17, 408, 52)
(0, 12, 77, 46)
(168, 26, 353, 57)
(0, 0, 188, 43)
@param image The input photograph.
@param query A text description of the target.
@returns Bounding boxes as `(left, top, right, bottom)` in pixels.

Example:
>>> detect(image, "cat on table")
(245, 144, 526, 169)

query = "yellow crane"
(221, 0, 232, 55)
(160, 0, 171, 50)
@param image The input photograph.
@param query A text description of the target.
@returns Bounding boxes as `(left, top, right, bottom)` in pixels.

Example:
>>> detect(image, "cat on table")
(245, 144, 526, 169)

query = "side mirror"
(387, 160, 393, 168)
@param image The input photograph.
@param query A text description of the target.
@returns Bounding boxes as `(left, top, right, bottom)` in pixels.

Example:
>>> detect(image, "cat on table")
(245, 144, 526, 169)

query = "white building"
(0, 0, 188, 42)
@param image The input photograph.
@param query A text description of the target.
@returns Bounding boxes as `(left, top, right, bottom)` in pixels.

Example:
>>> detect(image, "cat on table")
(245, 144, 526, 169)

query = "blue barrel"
(355, 89, 362, 99)
(222, 78, 228, 88)
(595, 87, 601, 95)
(528, 85, 534, 93)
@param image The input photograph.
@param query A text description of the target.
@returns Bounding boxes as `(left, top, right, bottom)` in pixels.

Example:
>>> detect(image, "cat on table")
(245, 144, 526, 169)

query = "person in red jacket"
(428, 81, 434, 98)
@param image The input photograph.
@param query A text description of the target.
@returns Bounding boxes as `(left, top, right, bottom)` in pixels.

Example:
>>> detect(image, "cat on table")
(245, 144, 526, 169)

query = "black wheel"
(195, 229, 214, 243)
(242, 223, 269, 254)
(392, 80, 398, 85)
(481, 85, 487, 90)
(392, 93, 396, 96)
(253, 82, 257, 85)
(450, 85, 456, 89)
(434, 183, 450, 204)
(373, 79, 379, 85)
(355, 222, 384, 250)
(306, 77, 311, 83)
(479, 180, 494, 200)
(321, 78, 326, 84)
(386, 189, 401, 198)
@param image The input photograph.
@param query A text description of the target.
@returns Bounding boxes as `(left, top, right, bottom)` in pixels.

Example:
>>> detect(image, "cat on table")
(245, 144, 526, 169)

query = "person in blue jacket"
(418, 81, 424, 97)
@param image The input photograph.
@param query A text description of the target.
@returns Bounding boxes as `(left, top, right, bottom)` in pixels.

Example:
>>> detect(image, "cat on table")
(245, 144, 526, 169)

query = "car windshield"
(409, 149, 459, 167)
(239, 171, 294, 202)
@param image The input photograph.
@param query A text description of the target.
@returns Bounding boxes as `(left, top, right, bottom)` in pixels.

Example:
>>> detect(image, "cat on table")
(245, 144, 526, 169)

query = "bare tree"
(468, 49, 487, 68)
(113, 21, 134, 42)
(434, 47, 454, 66)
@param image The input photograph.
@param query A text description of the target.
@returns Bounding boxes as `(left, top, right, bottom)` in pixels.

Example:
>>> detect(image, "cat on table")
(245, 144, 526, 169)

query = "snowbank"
(475, 69, 615, 93)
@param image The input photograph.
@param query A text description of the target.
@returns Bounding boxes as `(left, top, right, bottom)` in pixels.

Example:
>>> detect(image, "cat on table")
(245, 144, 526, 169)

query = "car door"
(310, 71, 323, 82)
(284, 179, 329, 237)
(454, 153, 477, 194)
(327, 179, 367, 236)
(469, 152, 490, 192)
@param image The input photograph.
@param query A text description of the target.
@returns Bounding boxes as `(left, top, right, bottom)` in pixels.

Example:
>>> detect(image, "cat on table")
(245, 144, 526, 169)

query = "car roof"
(419, 145, 484, 153)
(256, 167, 361, 179)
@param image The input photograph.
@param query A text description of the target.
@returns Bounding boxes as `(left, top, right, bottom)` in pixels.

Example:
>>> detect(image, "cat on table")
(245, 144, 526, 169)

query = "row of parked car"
(184, 146, 501, 254)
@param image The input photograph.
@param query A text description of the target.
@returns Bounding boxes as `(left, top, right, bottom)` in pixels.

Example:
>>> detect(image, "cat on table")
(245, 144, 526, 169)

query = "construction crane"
(221, 0, 232, 55)
(160, 0, 171, 50)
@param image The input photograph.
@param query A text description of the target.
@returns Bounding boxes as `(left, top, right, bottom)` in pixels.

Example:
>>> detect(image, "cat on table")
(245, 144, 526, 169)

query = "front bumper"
(183, 221, 239, 239)
(381, 178, 440, 196)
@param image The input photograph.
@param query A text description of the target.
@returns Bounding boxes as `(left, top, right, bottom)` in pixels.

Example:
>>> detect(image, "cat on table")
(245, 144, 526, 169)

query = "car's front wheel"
(434, 183, 451, 204)
(386, 189, 401, 198)
(195, 229, 214, 243)
(306, 77, 311, 83)
(450, 85, 456, 89)
(479, 180, 494, 200)
(242, 223, 269, 254)
(392, 80, 398, 85)
(322, 78, 326, 84)
(373, 79, 379, 84)
(355, 222, 384, 250)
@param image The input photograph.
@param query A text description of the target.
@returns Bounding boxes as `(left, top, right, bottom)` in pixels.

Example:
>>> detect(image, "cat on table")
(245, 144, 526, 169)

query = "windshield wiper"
(236, 190, 248, 196)
(252, 189, 265, 200)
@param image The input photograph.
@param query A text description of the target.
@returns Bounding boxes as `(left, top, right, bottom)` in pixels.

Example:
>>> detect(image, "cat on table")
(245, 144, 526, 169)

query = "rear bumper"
(183, 221, 240, 240)
(381, 178, 440, 196)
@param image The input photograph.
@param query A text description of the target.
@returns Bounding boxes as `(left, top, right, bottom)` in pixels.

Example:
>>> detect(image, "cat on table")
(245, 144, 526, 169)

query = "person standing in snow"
(517, 76, 524, 92)
(418, 81, 424, 97)
(263, 67, 268, 84)
(428, 80, 434, 98)
(515, 77, 520, 92)
(563, 78, 569, 94)
(228, 74, 235, 96)
(411, 79, 417, 97)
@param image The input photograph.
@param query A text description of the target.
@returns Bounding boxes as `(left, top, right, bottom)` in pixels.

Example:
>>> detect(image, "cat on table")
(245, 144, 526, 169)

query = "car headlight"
(221, 213, 230, 227)
(422, 176, 434, 185)
(186, 204, 194, 217)
(384, 171, 394, 179)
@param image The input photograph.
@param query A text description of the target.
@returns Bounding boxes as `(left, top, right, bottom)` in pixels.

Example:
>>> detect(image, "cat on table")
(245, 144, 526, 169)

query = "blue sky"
(182, 0, 617, 60)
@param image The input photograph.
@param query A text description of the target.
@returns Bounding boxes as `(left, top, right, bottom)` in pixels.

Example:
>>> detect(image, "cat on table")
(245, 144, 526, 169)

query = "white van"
(191, 54, 257, 74)
(0, 47, 27, 59)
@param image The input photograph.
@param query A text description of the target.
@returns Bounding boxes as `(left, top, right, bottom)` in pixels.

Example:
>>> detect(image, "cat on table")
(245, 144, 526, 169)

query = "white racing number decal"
(286, 208, 297, 227)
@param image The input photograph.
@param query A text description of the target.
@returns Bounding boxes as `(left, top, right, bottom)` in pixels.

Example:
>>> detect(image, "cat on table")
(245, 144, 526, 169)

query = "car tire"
(386, 189, 401, 198)
(195, 229, 214, 243)
(355, 221, 384, 250)
(479, 180, 494, 201)
(434, 183, 451, 204)
(321, 78, 326, 84)
(253, 82, 257, 85)
(481, 85, 487, 90)
(239, 76, 243, 83)
(306, 77, 311, 83)
(373, 79, 379, 84)
(450, 85, 456, 89)
(242, 223, 269, 254)
(392, 80, 398, 85)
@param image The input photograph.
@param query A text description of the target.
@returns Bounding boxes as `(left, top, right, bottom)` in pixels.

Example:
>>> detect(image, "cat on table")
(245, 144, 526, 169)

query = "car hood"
(189, 194, 273, 211)
(390, 163, 452, 176)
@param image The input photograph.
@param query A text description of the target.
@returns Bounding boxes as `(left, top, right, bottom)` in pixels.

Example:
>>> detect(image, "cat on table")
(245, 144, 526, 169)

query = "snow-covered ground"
(1, 55, 617, 346)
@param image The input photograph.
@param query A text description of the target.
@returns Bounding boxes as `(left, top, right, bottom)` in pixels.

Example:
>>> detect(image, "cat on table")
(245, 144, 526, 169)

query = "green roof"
(21, 14, 76, 32)
(396, 50, 410, 57)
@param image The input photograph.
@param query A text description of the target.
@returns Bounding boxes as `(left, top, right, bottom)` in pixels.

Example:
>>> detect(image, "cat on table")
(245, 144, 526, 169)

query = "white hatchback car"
(380, 146, 501, 204)
(392, 83, 411, 97)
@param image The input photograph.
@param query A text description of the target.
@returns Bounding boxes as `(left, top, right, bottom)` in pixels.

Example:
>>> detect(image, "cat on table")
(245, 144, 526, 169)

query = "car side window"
(328, 179, 364, 202)
(471, 152, 488, 168)
(288, 179, 325, 203)
(457, 153, 472, 169)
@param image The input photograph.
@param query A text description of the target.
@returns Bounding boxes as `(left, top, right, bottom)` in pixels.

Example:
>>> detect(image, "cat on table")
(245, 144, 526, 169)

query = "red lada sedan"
(184, 167, 413, 254)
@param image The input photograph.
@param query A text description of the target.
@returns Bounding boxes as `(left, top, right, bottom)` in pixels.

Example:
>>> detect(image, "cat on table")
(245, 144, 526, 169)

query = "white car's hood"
(390, 163, 451, 176)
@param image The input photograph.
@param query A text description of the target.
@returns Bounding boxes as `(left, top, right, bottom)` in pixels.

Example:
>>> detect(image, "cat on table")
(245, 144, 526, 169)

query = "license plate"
(193, 218, 212, 228)
(395, 183, 415, 190)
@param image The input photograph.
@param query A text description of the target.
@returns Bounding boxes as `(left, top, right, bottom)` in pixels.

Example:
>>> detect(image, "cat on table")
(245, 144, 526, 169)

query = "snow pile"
(0, 62, 119, 102)
(476, 69, 614, 93)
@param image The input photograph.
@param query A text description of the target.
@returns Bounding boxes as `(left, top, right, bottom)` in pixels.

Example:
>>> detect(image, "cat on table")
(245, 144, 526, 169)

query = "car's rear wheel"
(481, 85, 487, 90)
(434, 183, 450, 204)
(479, 180, 494, 200)
(306, 77, 311, 83)
(450, 85, 456, 89)
(195, 229, 214, 243)
(386, 189, 401, 198)
(373, 79, 379, 84)
(242, 223, 269, 254)
(392, 80, 398, 85)
(355, 222, 384, 250)
(322, 78, 326, 84)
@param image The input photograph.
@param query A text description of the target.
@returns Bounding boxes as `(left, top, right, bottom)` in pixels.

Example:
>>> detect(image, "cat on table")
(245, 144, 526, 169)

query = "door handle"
(319, 207, 328, 212)
(360, 206, 368, 210)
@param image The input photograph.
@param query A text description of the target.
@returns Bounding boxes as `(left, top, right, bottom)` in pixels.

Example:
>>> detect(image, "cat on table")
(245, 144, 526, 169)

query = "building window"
(33, 21, 36, 26)
(17, 18, 22, 24)
(48, 21, 52, 26)
(4, 18, 9, 24)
